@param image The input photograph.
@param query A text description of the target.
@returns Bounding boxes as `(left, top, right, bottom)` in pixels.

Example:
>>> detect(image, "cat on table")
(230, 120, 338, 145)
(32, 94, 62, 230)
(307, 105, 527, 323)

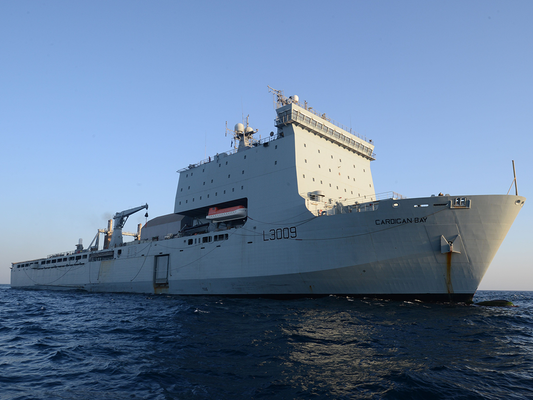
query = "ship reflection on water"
(267, 297, 518, 398)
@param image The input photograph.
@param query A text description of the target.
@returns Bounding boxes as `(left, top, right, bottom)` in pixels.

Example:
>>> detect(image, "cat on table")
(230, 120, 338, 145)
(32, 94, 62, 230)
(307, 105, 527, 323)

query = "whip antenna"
(507, 160, 518, 195)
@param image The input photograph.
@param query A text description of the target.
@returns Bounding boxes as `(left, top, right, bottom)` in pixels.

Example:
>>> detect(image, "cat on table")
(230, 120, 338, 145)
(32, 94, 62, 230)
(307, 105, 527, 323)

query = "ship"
(11, 87, 526, 302)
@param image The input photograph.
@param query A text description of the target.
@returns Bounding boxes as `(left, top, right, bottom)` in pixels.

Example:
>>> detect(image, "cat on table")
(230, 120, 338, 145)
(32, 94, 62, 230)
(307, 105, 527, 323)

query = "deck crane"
(109, 204, 148, 248)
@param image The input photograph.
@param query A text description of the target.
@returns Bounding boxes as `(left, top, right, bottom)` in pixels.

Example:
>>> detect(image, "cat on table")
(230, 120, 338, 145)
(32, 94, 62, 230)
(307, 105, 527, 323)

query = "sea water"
(1, 285, 532, 399)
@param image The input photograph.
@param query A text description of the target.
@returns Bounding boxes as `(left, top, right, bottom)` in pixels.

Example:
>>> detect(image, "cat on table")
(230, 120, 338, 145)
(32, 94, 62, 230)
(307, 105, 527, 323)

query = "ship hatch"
(154, 255, 169, 286)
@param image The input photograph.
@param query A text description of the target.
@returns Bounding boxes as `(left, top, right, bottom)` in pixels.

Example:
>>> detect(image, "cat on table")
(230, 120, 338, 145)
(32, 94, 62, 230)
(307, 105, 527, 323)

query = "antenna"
(268, 86, 287, 108)
(507, 160, 519, 195)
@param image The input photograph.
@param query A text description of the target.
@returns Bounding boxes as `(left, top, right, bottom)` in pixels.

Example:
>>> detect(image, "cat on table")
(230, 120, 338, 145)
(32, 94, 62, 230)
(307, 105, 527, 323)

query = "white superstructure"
(11, 88, 526, 302)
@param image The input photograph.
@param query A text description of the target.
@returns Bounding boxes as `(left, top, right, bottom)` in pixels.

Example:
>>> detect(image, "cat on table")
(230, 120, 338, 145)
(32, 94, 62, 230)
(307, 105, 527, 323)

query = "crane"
(109, 204, 148, 248)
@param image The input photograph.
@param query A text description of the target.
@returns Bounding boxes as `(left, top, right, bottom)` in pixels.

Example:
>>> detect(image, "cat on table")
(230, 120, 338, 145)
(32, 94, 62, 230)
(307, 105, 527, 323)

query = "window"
(216, 234, 228, 241)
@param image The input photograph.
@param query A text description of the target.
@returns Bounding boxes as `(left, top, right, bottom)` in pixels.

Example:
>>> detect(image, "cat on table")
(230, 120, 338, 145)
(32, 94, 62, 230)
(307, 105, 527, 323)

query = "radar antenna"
(268, 86, 288, 108)
(226, 115, 258, 151)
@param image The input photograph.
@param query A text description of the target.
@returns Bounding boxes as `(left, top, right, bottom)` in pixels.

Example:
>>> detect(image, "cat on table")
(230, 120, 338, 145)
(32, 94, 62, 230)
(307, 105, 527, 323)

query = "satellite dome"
(293, 95, 299, 103)
(235, 123, 244, 133)
(245, 126, 254, 134)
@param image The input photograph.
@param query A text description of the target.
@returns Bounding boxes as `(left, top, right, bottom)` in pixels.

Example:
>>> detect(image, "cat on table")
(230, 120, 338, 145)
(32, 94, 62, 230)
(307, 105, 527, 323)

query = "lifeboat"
(206, 205, 247, 222)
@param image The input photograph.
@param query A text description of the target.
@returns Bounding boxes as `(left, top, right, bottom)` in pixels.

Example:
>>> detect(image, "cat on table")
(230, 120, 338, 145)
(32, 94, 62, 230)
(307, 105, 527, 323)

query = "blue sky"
(1, 1, 531, 289)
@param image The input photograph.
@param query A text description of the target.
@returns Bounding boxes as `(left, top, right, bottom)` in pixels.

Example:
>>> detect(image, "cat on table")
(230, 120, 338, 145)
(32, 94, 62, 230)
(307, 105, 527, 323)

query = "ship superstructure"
(11, 88, 526, 301)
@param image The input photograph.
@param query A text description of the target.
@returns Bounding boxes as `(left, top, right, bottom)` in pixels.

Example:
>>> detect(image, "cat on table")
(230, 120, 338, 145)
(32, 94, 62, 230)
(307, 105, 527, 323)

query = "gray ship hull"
(11, 194, 525, 302)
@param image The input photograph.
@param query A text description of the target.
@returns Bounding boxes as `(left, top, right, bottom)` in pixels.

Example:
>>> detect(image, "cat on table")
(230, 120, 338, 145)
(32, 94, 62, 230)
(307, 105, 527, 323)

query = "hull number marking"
(263, 227, 297, 241)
